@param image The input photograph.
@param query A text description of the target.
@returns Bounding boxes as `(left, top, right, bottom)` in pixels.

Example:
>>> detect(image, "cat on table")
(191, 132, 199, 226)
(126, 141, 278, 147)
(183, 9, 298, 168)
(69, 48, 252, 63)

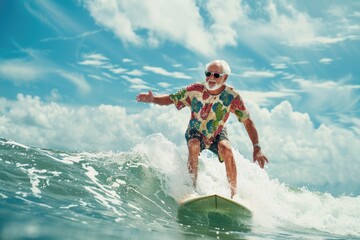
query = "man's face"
(205, 63, 227, 89)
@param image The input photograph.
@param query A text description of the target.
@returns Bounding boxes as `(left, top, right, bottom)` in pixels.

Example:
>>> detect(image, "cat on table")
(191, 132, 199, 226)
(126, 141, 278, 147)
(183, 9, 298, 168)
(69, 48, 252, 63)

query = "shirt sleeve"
(231, 95, 250, 122)
(169, 88, 190, 110)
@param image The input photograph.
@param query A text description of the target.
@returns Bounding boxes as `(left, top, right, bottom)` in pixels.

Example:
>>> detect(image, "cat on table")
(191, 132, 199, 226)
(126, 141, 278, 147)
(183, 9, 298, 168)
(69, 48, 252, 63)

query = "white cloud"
(319, 58, 334, 64)
(109, 67, 127, 74)
(78, 59, 106, 66)
(245, 1, 321, 48)
(41, 30, 103, 42)
(293, 60, 309, 65)
(227, 100, 360, 194)
(122, 58, 133, 63)
(241, 90, 295, 106)
(126, 69, 145, 77)
(157, 82, 172, 88)
(84, 0, 142, 45)
(121, 76, 151, 90)
(172, 64, 183, 68)
(271, 63, 288, 70)
(206, 0, 244, 48)
(82, 0, 360, 57)
(85, 53, 109, 61)
(122, 76, 146, 85)
(0, 93, 185, 150)
(143, 66, 191, 79)
(241, 70, 276, 78)
(0, 58, 92, 94)
(78, 53, 109, 66)
(271, 57, 310, 70)
(45, 89, 62, 102)
(0, 59, 43, 81)
(83, 0, 213, 55)
(292, 78, 360, 114)
(1, 94, 359, 195)
(88, 74, 110, 82)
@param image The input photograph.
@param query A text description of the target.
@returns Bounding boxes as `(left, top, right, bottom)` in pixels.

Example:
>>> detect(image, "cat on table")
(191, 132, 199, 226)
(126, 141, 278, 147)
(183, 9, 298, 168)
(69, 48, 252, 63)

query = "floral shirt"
(169, 83, 250, 147)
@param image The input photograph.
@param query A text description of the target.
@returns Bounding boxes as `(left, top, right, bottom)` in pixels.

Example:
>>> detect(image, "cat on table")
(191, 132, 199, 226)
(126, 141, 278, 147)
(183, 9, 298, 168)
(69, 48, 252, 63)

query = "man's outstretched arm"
(136, 90, 173, 105)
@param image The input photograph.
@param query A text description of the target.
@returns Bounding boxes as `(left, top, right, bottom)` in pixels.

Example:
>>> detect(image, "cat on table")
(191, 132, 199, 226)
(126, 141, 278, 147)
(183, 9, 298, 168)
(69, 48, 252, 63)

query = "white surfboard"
(179, 194, 252, 218)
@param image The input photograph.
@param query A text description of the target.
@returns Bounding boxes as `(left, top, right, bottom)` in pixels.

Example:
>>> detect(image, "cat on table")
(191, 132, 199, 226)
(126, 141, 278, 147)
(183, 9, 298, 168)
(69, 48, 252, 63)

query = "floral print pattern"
(170, 83, 250, 147)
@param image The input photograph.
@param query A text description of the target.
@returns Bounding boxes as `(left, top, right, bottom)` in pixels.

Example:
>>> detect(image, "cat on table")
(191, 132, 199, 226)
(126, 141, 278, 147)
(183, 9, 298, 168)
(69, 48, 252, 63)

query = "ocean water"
(1, 134, 359, 240)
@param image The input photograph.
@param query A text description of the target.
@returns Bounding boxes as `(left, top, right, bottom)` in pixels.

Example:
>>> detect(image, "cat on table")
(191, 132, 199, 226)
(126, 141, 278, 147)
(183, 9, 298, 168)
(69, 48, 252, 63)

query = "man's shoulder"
(224, 85, 241, 96)
(185, 83, 205, 92)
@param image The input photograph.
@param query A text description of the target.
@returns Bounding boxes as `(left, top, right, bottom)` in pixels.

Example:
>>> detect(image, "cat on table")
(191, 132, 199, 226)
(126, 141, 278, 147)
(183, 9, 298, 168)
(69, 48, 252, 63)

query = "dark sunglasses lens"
(214, 73, 220, 78)
(205, 71, 211, 77)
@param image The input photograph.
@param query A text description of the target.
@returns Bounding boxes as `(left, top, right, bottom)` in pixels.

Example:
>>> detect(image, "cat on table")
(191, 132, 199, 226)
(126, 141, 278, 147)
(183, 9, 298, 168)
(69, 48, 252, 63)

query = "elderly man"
(136, 60, 268, 198)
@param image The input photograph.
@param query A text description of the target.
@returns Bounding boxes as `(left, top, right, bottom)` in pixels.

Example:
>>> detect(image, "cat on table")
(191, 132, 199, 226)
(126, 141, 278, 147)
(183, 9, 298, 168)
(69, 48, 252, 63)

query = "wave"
(0, 135, 359, 239)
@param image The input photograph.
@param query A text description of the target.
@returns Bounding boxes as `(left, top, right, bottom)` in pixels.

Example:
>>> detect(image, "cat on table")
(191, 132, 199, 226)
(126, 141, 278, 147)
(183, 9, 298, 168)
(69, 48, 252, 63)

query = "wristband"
(253, 143, 261, 148)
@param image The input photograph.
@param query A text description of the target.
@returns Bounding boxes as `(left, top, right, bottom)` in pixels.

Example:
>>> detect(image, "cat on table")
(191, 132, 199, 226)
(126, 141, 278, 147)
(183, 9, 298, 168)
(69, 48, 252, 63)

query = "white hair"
(205, 60, 231, 75)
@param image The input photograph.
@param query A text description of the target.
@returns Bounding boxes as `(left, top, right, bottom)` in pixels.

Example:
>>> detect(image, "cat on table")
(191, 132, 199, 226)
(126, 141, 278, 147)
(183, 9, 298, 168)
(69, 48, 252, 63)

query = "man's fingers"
(136, 91, 151, 102)
(254, 155, 268, 169)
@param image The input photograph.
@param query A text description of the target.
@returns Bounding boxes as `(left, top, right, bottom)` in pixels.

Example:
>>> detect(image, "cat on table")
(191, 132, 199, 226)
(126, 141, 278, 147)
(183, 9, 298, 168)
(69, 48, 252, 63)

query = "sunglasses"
(205, 71, 226, 78)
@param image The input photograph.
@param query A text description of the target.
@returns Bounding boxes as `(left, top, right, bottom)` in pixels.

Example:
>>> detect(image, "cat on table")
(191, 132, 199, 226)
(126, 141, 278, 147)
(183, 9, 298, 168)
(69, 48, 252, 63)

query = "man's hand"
(253, 147, 268, 169)
(136, 90, 154, 103)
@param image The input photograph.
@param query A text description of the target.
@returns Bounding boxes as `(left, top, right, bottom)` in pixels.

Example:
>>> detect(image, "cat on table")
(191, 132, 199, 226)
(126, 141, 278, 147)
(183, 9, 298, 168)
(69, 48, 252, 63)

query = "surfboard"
(179, 194, 252, 219)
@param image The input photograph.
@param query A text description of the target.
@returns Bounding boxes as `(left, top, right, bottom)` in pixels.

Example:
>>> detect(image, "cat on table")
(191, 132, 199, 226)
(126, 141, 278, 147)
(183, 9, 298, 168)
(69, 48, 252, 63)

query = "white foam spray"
(136, 133, 360, 237)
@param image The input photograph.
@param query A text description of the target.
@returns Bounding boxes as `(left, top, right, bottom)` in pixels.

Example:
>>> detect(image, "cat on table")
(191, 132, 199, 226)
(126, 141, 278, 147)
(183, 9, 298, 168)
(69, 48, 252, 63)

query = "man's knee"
(188, 138, 201, 154)
(218, 140, 233, 157)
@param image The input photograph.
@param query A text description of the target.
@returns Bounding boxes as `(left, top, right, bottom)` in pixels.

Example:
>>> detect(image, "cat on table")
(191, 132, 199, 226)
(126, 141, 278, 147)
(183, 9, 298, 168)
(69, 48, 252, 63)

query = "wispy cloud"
(319, 58, 334, 64)
(270, 56, 310, 70)
(78, 53, 109, 67)
(41, 30, 103, 42)
(0, 59, 43, 82)
(240, 70, 276, 78)
(0, 53, 91, 94)
(143, 66, 191, 79)
(109, 67, 127, 74)
(121, 76, 151, 90)
(241, 90, 295, 106)
(24, 1, 83, 34)
(271, 63, 288, 70)
(88, 74, 111, 83)
(127, 69, 145, 77)
(157, 82, 172, 88)
(78, 59, 106, 66)
(58, 71, 91, 94)
(292, 77, 360, 114)
(122, 58, 133, 63)
(85, 53, 109, 61)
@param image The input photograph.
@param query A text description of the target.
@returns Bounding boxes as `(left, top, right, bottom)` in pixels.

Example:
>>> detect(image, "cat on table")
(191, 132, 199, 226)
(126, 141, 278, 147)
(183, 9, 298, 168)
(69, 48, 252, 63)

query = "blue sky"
(1, 0, 360, 195)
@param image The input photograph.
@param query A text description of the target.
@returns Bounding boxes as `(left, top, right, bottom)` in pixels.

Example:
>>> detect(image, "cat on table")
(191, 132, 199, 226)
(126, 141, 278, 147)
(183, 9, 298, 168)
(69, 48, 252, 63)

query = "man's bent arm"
(243, 118, 268, 168)
(243, 118, 259, 146)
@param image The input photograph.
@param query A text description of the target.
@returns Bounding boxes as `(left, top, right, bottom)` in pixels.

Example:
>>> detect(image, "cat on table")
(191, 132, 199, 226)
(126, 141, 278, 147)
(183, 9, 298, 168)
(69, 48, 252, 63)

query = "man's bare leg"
(218, 140, 237, 198)
(187, 138, 201, 189)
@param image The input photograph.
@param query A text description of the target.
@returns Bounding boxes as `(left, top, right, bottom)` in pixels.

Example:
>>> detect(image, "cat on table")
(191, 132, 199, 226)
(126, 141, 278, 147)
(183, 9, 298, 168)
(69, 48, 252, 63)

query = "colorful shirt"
(169, 83, 250, 147)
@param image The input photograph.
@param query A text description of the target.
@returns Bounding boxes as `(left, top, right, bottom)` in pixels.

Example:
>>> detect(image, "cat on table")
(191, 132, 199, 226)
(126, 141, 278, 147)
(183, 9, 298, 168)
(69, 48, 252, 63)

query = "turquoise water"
(1, 134, 359, 239)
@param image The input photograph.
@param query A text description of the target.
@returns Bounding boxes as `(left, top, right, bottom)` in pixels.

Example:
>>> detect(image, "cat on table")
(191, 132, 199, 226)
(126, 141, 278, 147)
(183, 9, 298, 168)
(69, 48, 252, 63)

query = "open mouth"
(207, 80, 216, 86)
(204, 81, 222, 91)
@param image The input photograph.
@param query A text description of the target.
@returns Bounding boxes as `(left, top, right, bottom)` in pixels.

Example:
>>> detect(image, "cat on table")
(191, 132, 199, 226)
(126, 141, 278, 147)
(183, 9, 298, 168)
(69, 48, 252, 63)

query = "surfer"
(136, 60, 268, 198)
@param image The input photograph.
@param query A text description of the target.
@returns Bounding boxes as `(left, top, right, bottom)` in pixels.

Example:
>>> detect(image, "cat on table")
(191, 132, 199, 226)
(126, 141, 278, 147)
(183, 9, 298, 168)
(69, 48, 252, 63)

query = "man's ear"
(224, 75, 228, 82)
